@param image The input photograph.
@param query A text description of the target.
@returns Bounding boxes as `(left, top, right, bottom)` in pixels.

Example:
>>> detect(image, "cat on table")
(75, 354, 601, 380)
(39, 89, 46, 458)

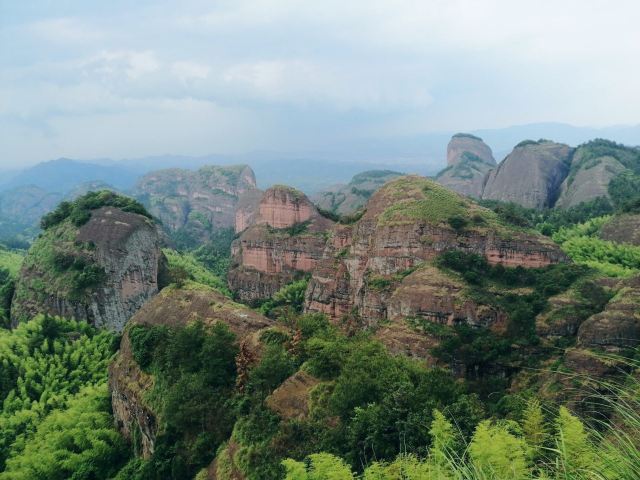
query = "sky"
(1, 0, 639, 168)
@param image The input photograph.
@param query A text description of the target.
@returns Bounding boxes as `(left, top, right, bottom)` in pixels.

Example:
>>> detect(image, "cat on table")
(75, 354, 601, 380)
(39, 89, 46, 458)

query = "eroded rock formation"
(135, 164, 260, 245)
(108, 286, 274, 458)
(436, 133, 496, 198)
(482, 140, 572, 209)
(11, 206, 165, 331)
(228, 186, 334, 303)
(305, 176, 567, 327)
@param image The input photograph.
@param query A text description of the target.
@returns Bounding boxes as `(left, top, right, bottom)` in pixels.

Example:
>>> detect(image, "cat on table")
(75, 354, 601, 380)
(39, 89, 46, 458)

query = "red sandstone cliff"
(305, 176, 567, 329)
(228, 186, 335, 303)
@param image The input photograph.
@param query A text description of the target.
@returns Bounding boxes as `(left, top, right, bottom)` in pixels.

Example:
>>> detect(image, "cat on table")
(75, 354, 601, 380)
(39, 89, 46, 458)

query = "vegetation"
(162, 248, 230, 294)
(0, 315, 121, 472)
(124, 321, 239, 479)
(0, 247, 23, 327)
(40, 190, 151, 230)
(553, 217, 640, 276)
(191, 227, 235, 280)
(259, 278, 309, 318)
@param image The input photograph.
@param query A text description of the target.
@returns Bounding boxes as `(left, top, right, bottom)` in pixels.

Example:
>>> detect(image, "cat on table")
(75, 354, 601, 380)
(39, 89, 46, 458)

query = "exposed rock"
(600, 213, 640, 246)
(482, 140, 572, 209)
(305, 176, 567, 326)
(234, 188, 263, 234)
(228, 186, 334, 303)
(265, 370, 320, 420)
(577, 276, 640, 350)
(436, 133, 496, 198)
(109, 285, 275, 459)
(556, 155, 625, 209)
(312, 170, 403, 216)
(135, 165, 260, 245)
(11, 206, 164, 331)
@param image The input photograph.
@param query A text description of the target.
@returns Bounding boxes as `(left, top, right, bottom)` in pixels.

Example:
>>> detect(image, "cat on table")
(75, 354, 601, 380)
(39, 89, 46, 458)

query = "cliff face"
(11, 206, 164, 331)
(556, 155, 625, 209)
(436, 134, 496, 198)
(482, 141, 572, 209)
(228, 186, 334, 303)
(312, 170, 403, 216)
(305, 176, 567, 327)
(108, 286, 274, 459)
(600, 213, 640, 245)
(135, 165, 260, 245)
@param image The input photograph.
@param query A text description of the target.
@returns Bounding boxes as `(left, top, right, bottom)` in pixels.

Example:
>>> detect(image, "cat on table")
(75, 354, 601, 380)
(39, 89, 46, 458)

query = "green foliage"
(448, 214, 468, 231)
(162, 248, 230, 294)
(41, 190, 151, 230)
(553, 217, 640, 277)
(268, 220, 311, 237)
(0, 315, 118, 470)
(609, 170, 640, 212)
(1, 384, 129, 480)
(260, 279, 309, 318)
(127, 321, 239, 479)
(191, 228, 235, 279)
(0, 247, 23, 327)
(283, 453, 354, 480)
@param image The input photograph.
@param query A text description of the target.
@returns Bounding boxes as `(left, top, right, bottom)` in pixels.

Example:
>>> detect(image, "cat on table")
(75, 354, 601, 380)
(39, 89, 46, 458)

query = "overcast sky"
(1, 0, 639, 167)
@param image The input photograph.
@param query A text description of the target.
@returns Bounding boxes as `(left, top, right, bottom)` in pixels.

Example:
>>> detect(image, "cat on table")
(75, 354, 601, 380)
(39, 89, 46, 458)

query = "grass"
(0, 246, 24, 277)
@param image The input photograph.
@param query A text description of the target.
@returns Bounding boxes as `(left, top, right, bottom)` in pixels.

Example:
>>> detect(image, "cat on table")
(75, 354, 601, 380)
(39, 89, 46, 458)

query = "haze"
(1, 0, 639, 169)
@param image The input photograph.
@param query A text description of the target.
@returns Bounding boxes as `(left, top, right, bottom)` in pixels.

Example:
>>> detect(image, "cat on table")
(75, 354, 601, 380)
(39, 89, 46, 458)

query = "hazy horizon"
(2, 1, 639, 168)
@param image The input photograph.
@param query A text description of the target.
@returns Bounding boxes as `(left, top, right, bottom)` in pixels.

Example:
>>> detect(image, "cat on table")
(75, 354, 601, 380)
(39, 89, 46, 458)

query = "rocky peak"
(11, 193, 165, 331)
(446, 133, 496, 167)
(257, 185, 315, 229)
(312, 170, 403, 216)
(228, 186, 335, 303)
(305, 175, 567, 325)
(109, 285, 275, 458)
(134, 164, 260, 246)
(482, 140, 572, 209)
(436, 133, 496, 198)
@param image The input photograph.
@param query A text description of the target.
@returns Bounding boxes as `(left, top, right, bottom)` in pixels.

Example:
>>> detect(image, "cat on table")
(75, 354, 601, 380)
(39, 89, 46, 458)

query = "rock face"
(305, 176, 567, 326)
(600, 213, 640, 246)
(135, 165, 260, 245)
(556, 155, 625, 209)
(577, 276, 640, 350)
(11, 206, 164, 331)
(312, 170, 403, 216)
(109, 286, 274, 458)
(482, 140, 572, 209)
(228, 186, 334, 303)
(436, 134, 496, 198)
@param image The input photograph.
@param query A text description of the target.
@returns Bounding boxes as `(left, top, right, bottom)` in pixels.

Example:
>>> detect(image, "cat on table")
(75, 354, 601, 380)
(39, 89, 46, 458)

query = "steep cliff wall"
(436, 133, 496, 198)
(482, 140, 572, 209)
(228, 186, 334, 303)
(11, 201, 164, 331)
(305, 176, 567, 326)
(135, 165, 260, 245)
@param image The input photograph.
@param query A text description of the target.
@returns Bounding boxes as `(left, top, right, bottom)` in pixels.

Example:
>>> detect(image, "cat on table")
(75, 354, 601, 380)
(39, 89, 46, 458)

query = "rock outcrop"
(228, 186, 334, 303)
(556, 155, 625, 209)
(109, 285, 274, 458)
(436, 134, 496, 198)
(482, 140, 572, 209)
(312, 170, 403, 216)
(305, 176, 567, 326)
(135, 165, 260, 245)
(600, 213, 640, 246)
(11, 201, 164, 331)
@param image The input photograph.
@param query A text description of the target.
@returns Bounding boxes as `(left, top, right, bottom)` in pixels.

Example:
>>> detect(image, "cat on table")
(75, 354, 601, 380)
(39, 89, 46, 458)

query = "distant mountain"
(0, 158, 140, 194)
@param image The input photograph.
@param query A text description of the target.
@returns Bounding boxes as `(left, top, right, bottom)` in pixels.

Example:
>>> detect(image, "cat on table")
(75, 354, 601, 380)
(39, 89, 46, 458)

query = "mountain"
(11, 192, 165, 331)
(228, 185, 335, 303)
(435, 133, 496, 198)
(134, 164, 260, 247)
(1, 158, 140, 194)
(311, 170, 404, 216)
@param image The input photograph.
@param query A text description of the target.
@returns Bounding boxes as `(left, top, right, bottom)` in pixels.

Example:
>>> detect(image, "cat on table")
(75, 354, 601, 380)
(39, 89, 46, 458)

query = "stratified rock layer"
(482, 141, 572, 209)
(228, 186, 334, 303)
(11, 206, 164, 331)
(436, 134, 496, 198)
(305, 176, 567, 326)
